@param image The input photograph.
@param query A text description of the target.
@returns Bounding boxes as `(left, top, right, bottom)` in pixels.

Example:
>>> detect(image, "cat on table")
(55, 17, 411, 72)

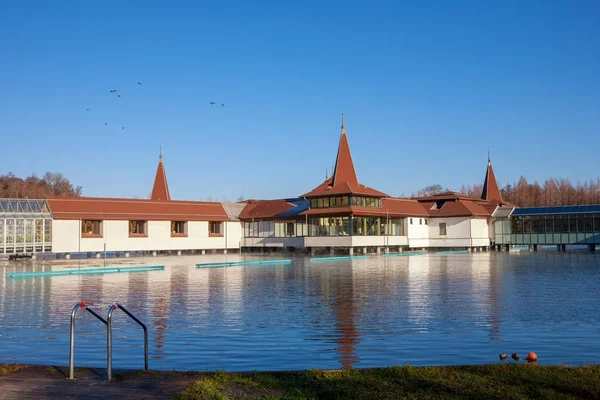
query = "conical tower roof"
(150, 147, 171, 201)
(302, 114, 387, 198)
(481, 153, 502, 202)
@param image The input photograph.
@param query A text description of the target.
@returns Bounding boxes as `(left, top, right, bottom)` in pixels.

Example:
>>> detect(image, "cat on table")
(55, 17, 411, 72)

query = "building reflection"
(330, 261, 361, 369)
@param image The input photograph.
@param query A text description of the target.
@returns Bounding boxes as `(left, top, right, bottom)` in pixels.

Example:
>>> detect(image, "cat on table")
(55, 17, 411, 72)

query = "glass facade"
(244, 220, 308, 238)
(350, 196, 381, 208)
(494, 213, 600, 245)
(308, 196, 382, 209)
(243, 217, 405, 238)
(308, 216, 405, 237)
(309, 196, 350, 208)
(0, 199, 52, 254)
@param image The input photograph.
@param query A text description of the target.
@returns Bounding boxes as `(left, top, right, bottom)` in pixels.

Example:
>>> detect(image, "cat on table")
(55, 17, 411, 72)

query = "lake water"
(1, 252, 599, 371)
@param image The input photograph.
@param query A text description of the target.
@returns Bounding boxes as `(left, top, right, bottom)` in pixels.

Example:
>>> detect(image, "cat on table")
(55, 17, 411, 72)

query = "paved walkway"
(0, 365, 198, 400)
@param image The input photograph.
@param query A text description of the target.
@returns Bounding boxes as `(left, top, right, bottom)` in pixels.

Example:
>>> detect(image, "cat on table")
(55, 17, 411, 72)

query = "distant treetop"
(0, 172, 82, 198)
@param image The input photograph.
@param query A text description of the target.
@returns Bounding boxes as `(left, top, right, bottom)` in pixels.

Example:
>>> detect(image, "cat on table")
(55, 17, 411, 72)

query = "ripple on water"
(1, 252, 599, 370)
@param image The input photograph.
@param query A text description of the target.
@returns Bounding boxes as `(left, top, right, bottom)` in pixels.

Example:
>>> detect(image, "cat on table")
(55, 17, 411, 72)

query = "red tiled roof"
(151, 156, 171, 201)
(419, 199, 492, 217)
(47, 196, 229, 221)
(381, 198, 430, 216)
(239, 200, 296, 219)
(302, 122, 388, 198)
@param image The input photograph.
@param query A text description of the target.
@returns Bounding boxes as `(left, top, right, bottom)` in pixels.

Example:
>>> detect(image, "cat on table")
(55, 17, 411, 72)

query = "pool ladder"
(69, 300, 148, 381)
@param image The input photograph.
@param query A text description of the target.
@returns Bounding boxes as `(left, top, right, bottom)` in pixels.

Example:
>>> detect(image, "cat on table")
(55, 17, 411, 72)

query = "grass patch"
(172, 364, 600, 399)
(0, 364, 27, 376)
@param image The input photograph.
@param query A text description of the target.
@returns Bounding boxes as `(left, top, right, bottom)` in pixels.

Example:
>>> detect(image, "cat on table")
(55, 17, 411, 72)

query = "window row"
(308, 196, 382, 209)
(0, 218, 52, 244)
(409, 218, 428, 225)
(243, 217, 406, 238)
(309, 217, 404, 236)
(80, 220, 224, 237)
(511, 215, 600, 234)
(244, 221, 308, 238)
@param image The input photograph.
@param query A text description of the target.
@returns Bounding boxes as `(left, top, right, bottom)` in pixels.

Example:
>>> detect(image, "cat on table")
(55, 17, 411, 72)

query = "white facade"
(423, 217, 490, 248)
(407, 217, 430, 248)
(52, 220, 241, 254)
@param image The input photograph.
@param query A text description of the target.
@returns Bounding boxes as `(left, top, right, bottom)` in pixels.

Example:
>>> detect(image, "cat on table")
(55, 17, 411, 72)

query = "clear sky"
(2, 1, 599, 201)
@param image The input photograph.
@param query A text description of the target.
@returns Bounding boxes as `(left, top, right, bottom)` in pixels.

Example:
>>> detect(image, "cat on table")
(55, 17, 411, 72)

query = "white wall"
(52, 219, 242, 253)
(407, 217, 429, 248)
(471, 218, 491, 247)
(424, 217, 490, 248)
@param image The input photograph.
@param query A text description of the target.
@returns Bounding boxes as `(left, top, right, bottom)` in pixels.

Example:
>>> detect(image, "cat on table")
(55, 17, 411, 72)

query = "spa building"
(0, 118, 530, 258)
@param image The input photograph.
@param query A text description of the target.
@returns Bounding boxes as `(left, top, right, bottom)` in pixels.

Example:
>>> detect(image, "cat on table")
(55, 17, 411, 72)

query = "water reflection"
(331, 262, 359, 369)
(1, 252, 599, 370)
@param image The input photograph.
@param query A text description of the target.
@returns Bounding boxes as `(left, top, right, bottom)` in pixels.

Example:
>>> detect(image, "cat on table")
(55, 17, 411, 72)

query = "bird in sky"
(117, 94, 121, 97)
(209, 101, 215, 105)
(86, 108, 91, 111)
(110, 90, 118, 93)
(122, 127, 125, 130)
(221, 104, 225, 107)
(104, 122, 108, 125)
(137, 82, 142, 85)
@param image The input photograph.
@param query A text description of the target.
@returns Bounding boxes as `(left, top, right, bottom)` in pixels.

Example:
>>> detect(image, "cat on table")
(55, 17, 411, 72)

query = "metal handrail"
(106, 303, 148, 381)
(69, 301, 107, 380)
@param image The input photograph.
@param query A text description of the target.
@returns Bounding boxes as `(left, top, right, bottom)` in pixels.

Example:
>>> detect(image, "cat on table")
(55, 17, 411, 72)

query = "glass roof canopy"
(512, 205, 600, 216)
(0, 199, 51, 218)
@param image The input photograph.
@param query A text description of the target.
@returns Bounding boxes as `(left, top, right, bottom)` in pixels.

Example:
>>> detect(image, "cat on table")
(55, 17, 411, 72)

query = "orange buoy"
(526, 352, 538, 361)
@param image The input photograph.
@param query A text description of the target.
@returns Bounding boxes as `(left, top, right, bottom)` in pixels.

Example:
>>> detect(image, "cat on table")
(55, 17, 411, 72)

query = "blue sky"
(2, 1, 599, 200)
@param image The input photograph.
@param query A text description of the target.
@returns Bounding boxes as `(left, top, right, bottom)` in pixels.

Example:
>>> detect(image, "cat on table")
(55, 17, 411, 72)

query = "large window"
(209, 221, 223, 236)
(389, 218, 404, 236)
(439, 223, 447, 236)
(309, 196, 350, 209)
(171, 221, 187, 236)
(309, 217, 351, 236)
(129, 220, 147, 236)
(351, 196, 381, 208)
(274, 220, 307, 237)
(44, 219, 52, 242)
(82, 220, 102, 237)
(35, 219, 43, 242)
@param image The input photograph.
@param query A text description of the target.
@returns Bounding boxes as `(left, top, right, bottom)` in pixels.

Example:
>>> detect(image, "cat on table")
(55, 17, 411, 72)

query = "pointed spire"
(332, 117, 359, 188)
(325, 168, 329, 180)
(481, 153, 502, 202)
(151, 148, 171, 201)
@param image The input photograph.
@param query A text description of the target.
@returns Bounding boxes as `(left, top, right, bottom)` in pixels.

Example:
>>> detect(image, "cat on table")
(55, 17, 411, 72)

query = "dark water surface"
(1, 252, 599, 371)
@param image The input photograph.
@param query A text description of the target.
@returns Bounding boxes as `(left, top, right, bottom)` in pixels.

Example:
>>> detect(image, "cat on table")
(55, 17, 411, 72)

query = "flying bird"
(137, 82, 142, 85)
(122, 127, 125, 130)
(117, 94, 121, 97)
(104, 122, 108, 125)
(221, 104, 225, 107)
(209, 101, 215, 105)
(86, 108, 91, 111)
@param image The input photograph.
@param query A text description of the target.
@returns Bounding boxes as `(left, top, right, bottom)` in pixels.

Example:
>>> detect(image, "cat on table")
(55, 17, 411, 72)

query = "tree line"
(414, 177, 600, 207)
(1, 172, 82, 198)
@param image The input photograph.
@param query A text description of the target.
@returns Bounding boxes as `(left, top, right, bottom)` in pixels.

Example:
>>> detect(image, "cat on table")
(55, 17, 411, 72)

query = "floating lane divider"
(435, 250, 469, 255)
(196, 259, 292, 268)
(382, 251, 427, 257)
(6, 265, 165, 278)
(310, 255, 371, 262)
